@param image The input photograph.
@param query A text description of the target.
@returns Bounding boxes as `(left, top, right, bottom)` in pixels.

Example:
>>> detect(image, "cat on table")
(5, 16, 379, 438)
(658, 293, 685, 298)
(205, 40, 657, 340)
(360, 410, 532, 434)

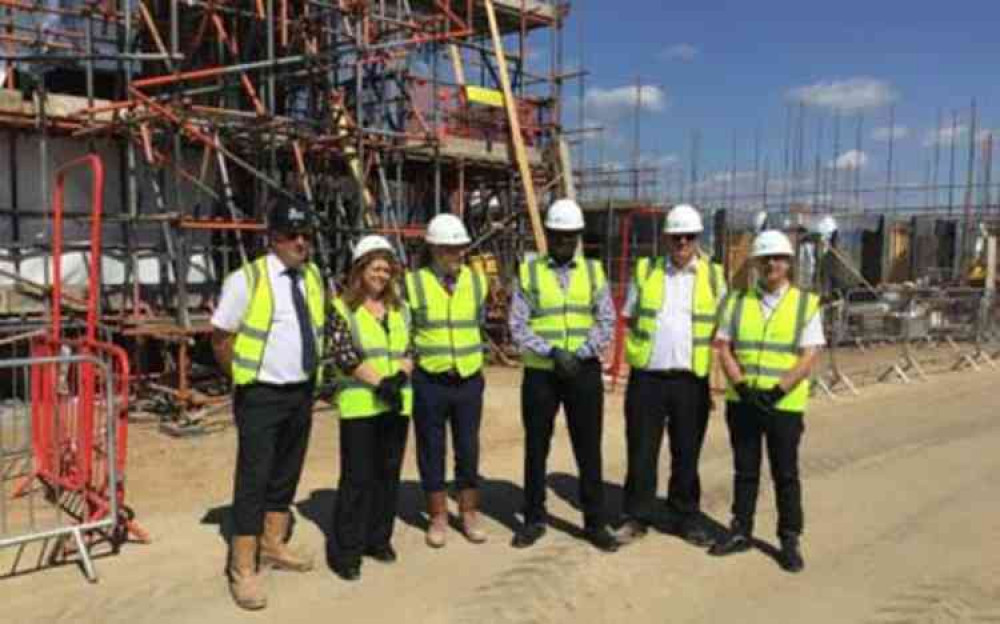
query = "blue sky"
(545, 0, 1000, 211)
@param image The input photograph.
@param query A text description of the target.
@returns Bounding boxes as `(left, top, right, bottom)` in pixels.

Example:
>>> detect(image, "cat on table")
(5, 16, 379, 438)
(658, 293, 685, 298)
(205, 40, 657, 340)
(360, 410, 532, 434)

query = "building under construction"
(0, 1, 576, 425)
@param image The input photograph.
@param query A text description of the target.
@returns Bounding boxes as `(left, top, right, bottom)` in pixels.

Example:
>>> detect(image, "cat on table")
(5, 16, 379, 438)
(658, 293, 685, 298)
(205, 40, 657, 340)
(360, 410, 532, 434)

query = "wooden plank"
(448, 44, 466, 87)
(483, 0, 547, 255)
(556, 136, 576, 200)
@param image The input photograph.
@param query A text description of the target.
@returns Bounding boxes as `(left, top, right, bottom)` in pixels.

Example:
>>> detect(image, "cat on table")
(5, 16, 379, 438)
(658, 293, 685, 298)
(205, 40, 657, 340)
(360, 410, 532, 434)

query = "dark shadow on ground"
(547, 471, 729, 546)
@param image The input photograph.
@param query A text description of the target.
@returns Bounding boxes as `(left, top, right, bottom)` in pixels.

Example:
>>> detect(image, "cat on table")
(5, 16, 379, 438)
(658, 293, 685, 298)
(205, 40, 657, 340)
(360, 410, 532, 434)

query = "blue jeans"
(412, 368, 485, 493)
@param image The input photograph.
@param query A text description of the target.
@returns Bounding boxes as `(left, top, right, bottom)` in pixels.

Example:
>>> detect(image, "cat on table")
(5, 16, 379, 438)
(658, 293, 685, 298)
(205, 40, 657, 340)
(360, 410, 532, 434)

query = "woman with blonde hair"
(326, 235, 413, 581)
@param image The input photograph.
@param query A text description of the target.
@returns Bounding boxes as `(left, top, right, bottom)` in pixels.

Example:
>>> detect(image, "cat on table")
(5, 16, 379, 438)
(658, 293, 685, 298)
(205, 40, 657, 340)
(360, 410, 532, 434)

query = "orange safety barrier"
(8, 155, 149, 581)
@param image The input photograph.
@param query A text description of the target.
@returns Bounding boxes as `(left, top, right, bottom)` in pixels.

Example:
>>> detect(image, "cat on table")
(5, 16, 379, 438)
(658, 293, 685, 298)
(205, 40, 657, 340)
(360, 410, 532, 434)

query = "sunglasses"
(668, 233, 698, 242)
(277, 230, 311, 242)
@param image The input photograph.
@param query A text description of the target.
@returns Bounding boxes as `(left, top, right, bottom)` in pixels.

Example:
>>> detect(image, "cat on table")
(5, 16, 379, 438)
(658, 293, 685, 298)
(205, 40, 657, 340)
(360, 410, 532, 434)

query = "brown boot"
(426, 492, 449, 549)
(259, 511, 314, 572)
(228, 536, 266, 611)
(458, 489, 487, 544)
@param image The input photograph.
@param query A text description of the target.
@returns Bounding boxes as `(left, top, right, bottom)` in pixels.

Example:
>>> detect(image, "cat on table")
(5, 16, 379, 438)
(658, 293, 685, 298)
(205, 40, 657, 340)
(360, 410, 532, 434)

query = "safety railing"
(814, 286, 999, 399)
(0, 345, 134, 582)
(1, 152, 149, 583)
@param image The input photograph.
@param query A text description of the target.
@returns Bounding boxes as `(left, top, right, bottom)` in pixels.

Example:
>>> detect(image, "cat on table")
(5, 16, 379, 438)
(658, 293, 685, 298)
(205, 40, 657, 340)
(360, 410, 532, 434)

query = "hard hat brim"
(426, 236, 472, 246)
(663, 226, 704, 235)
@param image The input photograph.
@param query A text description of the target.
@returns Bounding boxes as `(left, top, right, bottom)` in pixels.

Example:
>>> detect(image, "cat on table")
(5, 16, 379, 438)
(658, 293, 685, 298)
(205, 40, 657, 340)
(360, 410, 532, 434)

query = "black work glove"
(758, 385, 787, 409)
(375, 375, 404, 413)
(550, 347, 581, 379)
(387, 370, 408, 393)
(734, 382, 756, 404)
(735, 382, 767, 412)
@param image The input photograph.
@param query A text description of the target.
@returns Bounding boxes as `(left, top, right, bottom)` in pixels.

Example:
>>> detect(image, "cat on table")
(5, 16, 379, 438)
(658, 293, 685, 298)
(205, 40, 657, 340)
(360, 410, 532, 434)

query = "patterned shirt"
(509, 257, 616, 360)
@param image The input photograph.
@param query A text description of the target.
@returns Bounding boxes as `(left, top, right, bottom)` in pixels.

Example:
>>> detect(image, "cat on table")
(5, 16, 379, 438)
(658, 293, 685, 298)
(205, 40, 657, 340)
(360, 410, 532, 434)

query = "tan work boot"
(426, 491, 449, 549)
(458, 489, 487, 543)
(260, 511, 314, 572)
(228, 535, 266, 611)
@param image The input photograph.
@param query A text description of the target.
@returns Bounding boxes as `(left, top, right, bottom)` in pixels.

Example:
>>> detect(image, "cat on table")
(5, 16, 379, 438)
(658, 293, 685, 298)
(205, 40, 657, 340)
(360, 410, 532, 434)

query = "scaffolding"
(0, 0, 575, 428)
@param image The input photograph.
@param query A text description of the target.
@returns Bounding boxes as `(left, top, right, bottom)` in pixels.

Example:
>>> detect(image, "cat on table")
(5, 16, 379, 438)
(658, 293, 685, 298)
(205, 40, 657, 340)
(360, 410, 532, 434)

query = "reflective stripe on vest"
(625, 257, 722, 377)
(519, 256, 605, 370)
(333, 298, 413, 419)
(724, 286, 820, 413)
(406, 266, 486, 377)
(231, 257, 326, 386)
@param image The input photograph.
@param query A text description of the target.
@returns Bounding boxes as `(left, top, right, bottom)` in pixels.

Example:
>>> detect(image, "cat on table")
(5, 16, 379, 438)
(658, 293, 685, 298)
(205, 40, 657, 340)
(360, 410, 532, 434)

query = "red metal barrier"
(19, 154, 149, 548)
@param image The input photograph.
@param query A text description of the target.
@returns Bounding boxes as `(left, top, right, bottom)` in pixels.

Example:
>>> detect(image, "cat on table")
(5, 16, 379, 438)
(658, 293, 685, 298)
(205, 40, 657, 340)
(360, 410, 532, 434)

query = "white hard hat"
(425, 213, 471, 246)
(813, 215, 838, 239)
(751, 230, 795, 258)
(664, 203, 704, 234)
(544, 198, 585, 231)
(352, 234, 395, 263)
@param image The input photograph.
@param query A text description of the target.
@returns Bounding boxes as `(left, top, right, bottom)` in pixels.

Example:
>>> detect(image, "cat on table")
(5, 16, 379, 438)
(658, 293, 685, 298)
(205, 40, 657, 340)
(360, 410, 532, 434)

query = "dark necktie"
(286, 268, 317, 376)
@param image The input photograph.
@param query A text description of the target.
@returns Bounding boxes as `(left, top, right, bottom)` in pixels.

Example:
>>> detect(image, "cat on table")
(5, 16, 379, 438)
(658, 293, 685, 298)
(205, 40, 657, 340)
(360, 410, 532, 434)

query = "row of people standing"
(210, 198, 823, 612)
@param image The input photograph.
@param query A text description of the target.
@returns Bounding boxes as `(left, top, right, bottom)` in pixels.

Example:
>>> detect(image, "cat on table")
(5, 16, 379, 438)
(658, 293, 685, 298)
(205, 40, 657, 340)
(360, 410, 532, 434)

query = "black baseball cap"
(268, 198, 311, 233)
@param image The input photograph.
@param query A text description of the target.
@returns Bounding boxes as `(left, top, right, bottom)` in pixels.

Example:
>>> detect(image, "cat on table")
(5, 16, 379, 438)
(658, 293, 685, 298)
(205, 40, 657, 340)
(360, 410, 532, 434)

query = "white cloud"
(871, 126, 910, 142)
(640, 153, 680, 169)
(923, 125, 967, 147)
(787, 77, 897, 112)
(585, 85, 668, 120)
(660, 43, 699, 63)
(829, 149, 869, 170)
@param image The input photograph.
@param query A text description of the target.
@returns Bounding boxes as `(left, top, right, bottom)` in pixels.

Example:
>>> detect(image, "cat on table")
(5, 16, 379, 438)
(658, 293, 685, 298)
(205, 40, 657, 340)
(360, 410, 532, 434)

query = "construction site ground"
(4, 357, 1000, 624)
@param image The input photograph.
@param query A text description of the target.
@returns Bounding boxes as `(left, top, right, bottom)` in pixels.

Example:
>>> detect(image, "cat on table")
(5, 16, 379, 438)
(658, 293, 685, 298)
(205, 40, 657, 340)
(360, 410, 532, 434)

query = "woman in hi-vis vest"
(326, 235, 414, 582)
(710, 230, 824, 574)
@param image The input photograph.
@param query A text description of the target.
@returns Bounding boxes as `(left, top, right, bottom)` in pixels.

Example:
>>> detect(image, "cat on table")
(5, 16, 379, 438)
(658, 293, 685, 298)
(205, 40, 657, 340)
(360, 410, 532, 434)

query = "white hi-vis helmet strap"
(544, 198, 585, 231)
(751, 230, 795, 258)
(353, 234, 395, 263)
(425, 213, 472, 246)
(664, 203, 704, 234)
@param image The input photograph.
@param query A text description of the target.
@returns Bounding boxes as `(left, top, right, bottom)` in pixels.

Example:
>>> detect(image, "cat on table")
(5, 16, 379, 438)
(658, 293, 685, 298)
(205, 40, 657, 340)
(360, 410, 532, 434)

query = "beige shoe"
(458, 489, 487, 544)
(426, 492, 449, 549)
(228, 536, 267, 611)
(260, 511, 314, 572)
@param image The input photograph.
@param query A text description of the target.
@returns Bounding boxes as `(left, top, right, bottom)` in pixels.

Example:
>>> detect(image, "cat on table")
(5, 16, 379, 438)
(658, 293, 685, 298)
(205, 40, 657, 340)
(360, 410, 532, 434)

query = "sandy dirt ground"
(3, 363, 1000, 624)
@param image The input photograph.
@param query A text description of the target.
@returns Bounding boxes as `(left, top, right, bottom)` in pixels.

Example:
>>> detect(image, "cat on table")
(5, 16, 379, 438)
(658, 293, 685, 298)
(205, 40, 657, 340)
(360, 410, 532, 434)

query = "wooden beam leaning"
(483, 0, 547, 255)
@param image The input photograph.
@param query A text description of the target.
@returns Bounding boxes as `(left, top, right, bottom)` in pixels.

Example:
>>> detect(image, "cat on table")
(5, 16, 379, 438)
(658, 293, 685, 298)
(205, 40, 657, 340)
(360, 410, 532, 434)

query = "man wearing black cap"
(211, 199, 326, 610)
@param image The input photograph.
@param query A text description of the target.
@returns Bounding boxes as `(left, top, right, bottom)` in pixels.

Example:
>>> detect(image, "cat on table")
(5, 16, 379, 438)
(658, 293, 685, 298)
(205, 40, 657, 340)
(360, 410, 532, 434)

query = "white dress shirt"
(211, 253, 313, 384)
(624, 256, 726, 371)
(715, 283, 825, 348)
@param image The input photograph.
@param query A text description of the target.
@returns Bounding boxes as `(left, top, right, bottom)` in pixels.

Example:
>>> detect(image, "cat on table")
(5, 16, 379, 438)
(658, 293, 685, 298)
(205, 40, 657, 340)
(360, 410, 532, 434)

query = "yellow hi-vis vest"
(333, 298, 413, 419)
(625, 256, 723, 376)
(723, 285, 820, 413)
(231, 256, 326, 386)
(405, 266, 487, 377)
(518, 256, 606, 370)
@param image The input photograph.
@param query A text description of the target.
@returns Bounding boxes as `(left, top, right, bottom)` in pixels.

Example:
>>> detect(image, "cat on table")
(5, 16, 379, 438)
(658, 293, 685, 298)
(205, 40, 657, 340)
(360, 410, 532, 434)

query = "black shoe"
(364, 544, 397, 564)
(614, 519, 649, 546)
(585, 526, 620, 553)
(511, 522, 546, 549)
(333, 561, 362, 581)
(778, 537, 804, 573)
(680, 519, 713, 548)
(708, 532, 752, 557)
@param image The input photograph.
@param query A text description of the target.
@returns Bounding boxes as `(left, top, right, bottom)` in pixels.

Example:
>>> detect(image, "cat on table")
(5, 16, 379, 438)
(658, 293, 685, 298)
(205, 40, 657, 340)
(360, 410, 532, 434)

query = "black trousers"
(412, 369, 485, 493)
(725, 400, 805, 538)
(623, 370, 710, 523)
(521, 360, 607, 529)
(332, 411, 409, 566)
(231, 381, 315, 536)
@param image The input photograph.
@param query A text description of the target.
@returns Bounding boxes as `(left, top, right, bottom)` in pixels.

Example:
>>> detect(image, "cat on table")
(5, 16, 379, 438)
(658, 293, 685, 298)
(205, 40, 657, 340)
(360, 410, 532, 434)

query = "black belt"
(418, 369, 482, 386)
(638, 368, 698, 380)
(245, 379, 314, 391)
